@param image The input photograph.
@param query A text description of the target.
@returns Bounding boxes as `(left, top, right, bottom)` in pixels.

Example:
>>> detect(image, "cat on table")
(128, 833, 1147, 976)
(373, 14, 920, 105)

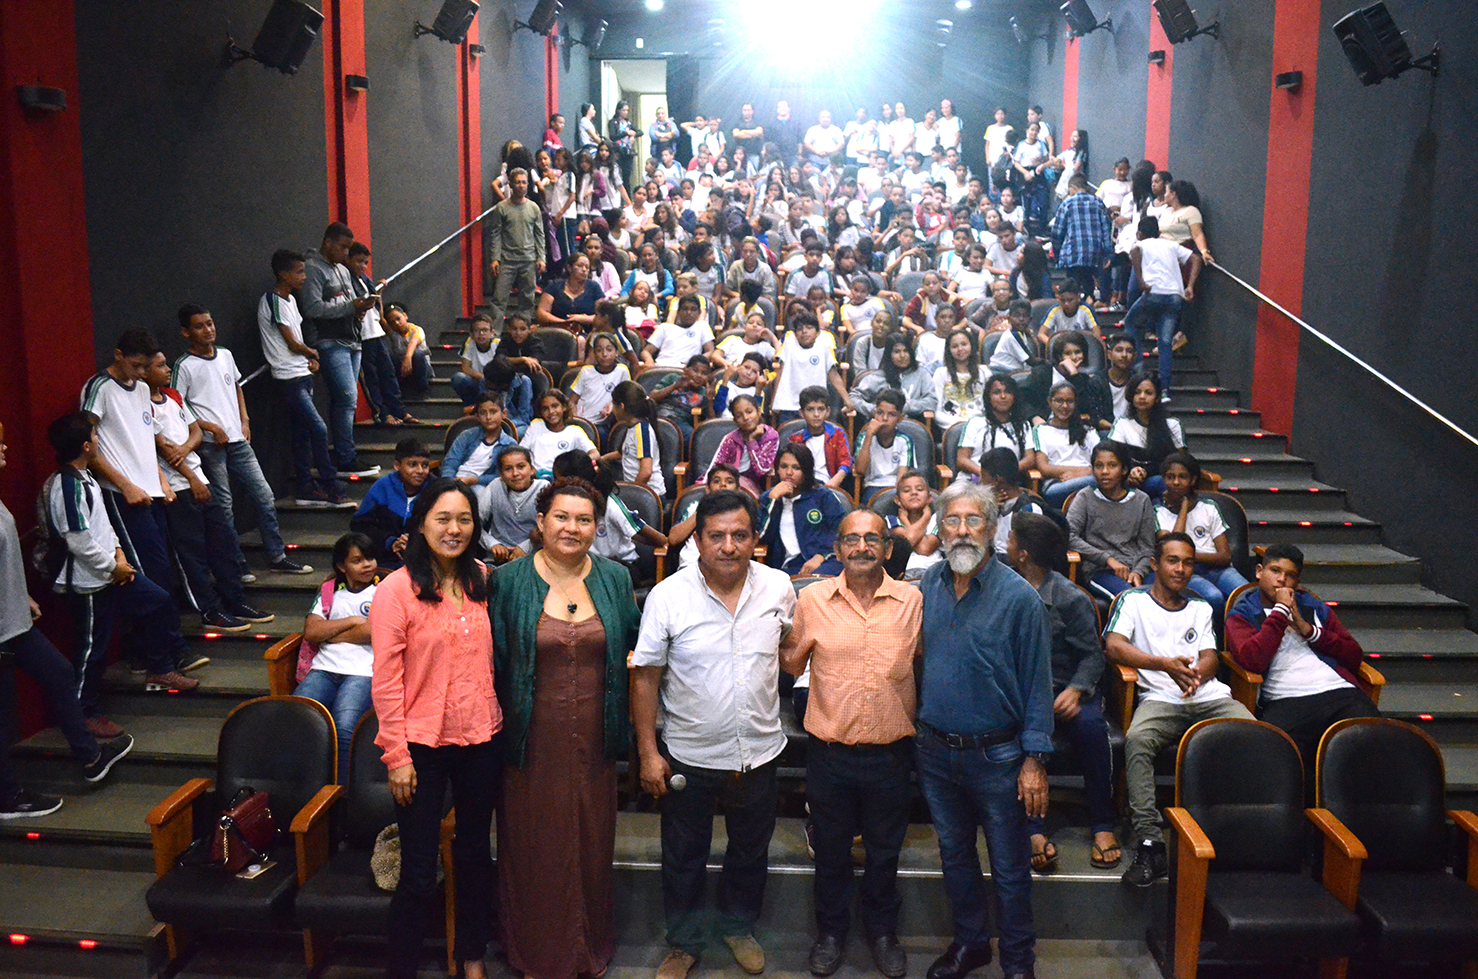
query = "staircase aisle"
(1, 323, 1474, 977)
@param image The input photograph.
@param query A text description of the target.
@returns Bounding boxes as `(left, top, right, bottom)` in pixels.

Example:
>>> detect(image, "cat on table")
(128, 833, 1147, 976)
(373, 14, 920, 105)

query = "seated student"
(1156, 451, 1249, 609)
(1035, 280, 1100, 346)
(884, 225, 930, 283)
(854, 388, 917, 500)
(521, 390, 599, 477)
(714, 310, 778, 370)
(650, 354, 712, 444)
(45, 412, 199, 715)
(477, 446, 548, 564)
(350, 437, 431, 571)
(346, 243, 410, 426)
(772, 313, 850, 425)
(621, 280, 661, 341)
(932, 328, 990, 430)
(294, 531, 382, 783)
(1068, 441, 1157, 602)
(849, 306, 896, 375)
(669, 462, 743, 569)
(947, 243, 994, 305)
(985, 223, 1025, 278)
(1052, 332, 1114, 432)
(839, 276, 888, 339)
(1107, 533, 1253, 887)
(957, 374, 1034, 481)
(1033, 382, 1100, 506)
(901, 271, 962, 336)
(494, 312, 545, 378)
(383, 303, 434, 397)
(935, 226, 975, 280)
(1108, 371, 1184, 495)
(622, 241, 676, 299)
(787, 385, 852, 490)
(850, 331, 935, 423)
(914, 300, 960, 371)
(713, 351, 770, 417)
(444, 393, 517, 487)
(1102, 332, 1138, 424)
(980, 446, 1048, 560)
(483, 356, 534, 436)
(783, 242, 833, 305)
(886, 468, 943, 580)
(705, 394, 779, 498)
(452, 313, 499, 408)
(967, 276, 1015, 333)
(725, 279, 771, 332)
(550, 452, 667, 580)
(1006, 512, 1120, 873)
(642, 294, 716, 368)
(685, 241, 724, 305)
(145, 352, 271, 627)
(1226, 543, 1378, 767)
(569, 332, 632, 445)
(661, 272, 718, 327)
(759, 443, 845, 577)
(987, 299, 1046, 386)
(602, 381, 667, 500)
(803, 284, 841, 336)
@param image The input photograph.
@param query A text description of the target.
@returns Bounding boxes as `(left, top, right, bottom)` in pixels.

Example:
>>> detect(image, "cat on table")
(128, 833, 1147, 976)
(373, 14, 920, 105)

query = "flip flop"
(1030, 837, 1059, 873)
(1091, 839, 1123, 869)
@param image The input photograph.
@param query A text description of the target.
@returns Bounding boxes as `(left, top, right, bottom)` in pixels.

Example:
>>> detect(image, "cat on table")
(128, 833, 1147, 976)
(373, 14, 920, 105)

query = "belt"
(918, 720, 1018, 750)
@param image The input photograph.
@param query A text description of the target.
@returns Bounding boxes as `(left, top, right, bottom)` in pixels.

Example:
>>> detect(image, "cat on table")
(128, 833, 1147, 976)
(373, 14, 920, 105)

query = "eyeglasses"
(839, 533, 886, 548)
(1049, 397, 1076, 406)
(940, 514, 988, 530)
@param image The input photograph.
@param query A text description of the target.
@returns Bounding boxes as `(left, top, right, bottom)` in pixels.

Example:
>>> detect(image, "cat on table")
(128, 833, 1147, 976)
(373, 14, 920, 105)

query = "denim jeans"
(398, 351, 433, 398)
(807, 739, 914, 939)
(915, 733, 1036, 975)
(1098, 253, 1130, 301)
(360, 336, 407, 422)
(196, 441, 285, 564)
(316, 341, 362, 469)
(660, 751, 778, 957)
(449, 371, 482, 407)
(1021, 178, 1050, 235)
(1042, 473, 1095, 508)
(0, 625, 101, 799)
(1089, 569, 1138, 603)
(161, 495, 248, 615)
(293, 670, 372, 783)
(1027, 694, 1116, 837)
(1185, 564, 1250, 612)
(1125, 292, 1183, 392)
(279, 376, 337, 495)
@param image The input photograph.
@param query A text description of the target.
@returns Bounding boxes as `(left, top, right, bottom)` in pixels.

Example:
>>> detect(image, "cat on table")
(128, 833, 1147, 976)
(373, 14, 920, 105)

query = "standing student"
(259, 250, 352, 509)
(173, 303, 310, 577)
(853, 389, 917, 500)
(1125, 216, 1203, 394)
(444, 394, 518, 488)
(348, 242, 413, 426)
(351, 438, 432, 571)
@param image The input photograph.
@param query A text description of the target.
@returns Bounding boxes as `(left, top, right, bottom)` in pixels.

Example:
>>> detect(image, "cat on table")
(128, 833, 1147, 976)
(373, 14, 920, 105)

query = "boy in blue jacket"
(443, 393, 517, 487)
(349, 438, 431, 570)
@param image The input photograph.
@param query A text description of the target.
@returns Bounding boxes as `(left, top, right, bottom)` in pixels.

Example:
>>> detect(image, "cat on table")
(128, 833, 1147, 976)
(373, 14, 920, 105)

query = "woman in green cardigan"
(489, 477, 641, 979)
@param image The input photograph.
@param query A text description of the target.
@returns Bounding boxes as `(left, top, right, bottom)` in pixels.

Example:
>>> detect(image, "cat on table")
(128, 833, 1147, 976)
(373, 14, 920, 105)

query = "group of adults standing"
(371, 472, 1051, 979)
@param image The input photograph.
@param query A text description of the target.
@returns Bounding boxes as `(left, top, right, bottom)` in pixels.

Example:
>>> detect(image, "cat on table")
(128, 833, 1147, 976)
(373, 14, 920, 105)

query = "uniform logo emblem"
(686, 329, 695, 338)
(358, 601, 372, 616)
(1193, 526, 1209, 539)
(596, 524, 608, 537)
(809, 354, 820, 366)
(142, 410, 154, 426)
(557, 440, 570, 451)
(1183, 628, 1198, 644)
(806, 508, 823, 525)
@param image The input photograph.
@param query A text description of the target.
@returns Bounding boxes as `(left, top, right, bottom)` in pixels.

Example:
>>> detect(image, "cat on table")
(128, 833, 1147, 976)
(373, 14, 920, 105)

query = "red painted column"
(1145, 3, 1174, 167)
(1251, 0, 1320, 437)
(457, 18, 484, 315)
(544, 29, 559, 122)
(322, 0, 371, 238)
(1061, 38, 1079, 140)
(0, 0, 94, 527)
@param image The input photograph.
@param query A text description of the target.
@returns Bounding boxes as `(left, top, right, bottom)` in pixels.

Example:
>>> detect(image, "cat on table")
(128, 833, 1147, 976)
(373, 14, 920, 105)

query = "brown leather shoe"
(724, 935, 766, 974)
(655, 949, 696, 979)
(84, 716, 124, 739)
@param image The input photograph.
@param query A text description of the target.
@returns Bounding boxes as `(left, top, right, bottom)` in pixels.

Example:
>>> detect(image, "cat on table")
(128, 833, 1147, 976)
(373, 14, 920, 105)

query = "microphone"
(668, 773, 687, 792)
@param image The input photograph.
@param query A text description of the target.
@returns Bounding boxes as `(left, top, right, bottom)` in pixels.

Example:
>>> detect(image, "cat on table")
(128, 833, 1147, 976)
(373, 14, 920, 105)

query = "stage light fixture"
(224, 0, 324, 75)
(955, 0, 972, 9)
(1061, 0, 1112, 38)
(1332, 3, 1439, 86)
(645, 0, 664, 10)
(514, 0, 562, 37)
(1152, 0, 1220, 43)
(414, 0, 478, 44)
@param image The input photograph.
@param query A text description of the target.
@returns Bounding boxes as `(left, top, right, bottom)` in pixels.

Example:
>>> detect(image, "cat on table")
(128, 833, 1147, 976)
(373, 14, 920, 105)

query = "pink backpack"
(295, 578, 338, 684)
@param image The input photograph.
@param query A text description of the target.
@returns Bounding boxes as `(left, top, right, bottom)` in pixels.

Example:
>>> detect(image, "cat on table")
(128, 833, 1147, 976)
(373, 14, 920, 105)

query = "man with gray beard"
(914, 481, 1054, 979)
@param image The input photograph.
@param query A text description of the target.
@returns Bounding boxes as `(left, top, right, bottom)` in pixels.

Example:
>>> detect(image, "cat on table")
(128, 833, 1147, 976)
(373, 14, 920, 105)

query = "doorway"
(601, 59, 667, 182)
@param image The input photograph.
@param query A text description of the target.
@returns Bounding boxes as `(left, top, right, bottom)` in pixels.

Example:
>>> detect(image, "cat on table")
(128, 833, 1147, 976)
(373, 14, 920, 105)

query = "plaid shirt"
(1050, 191, 1113, 269)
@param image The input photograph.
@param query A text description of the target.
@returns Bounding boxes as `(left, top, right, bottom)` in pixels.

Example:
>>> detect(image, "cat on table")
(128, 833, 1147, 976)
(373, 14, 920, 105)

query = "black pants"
(387, 738, 501, 979)
(807, 738, 914, 939)
(0, 625, 100, 800)
(161, 495, 247, 615)
(1260, 686, 1378, 796)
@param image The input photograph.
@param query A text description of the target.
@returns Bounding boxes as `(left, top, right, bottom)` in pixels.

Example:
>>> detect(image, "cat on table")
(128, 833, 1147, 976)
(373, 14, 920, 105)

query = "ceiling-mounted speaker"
(1332, 2, 1439, 86)
(1152, 0, 1219, 44)
(415, 0, 479, 44)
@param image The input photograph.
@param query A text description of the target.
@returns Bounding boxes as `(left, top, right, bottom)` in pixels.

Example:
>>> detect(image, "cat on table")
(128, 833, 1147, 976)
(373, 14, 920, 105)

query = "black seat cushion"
(146, 844, 298, 931)
(294, 846, 400, 936)
(1202, 871, 1361, 958)
(1356, 871, 1478, 961)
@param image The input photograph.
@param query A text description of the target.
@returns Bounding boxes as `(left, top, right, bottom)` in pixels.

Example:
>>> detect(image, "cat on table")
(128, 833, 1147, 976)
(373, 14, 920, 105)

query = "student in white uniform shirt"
(1154, 451, 1248, 609)
(853, 390, 917, 500)
(1106, 373, 1184, 495)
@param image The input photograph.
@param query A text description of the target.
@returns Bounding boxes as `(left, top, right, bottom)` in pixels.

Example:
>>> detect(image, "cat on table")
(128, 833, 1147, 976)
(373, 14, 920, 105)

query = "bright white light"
(742, 0, 880, 67)
(645, 0, 663, 10)
(635, 37, 644, 48)
(955, 0, 972, 8)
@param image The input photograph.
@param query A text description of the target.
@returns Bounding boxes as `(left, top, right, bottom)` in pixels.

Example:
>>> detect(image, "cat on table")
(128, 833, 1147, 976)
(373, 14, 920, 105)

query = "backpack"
(32, 470, 80, 589)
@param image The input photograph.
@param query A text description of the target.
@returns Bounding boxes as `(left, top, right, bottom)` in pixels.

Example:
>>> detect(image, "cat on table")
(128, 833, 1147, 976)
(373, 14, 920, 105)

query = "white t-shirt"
(914, 123, 940, 154)
(774, 334, 836, 412)
(916, 332, 949, 371)
(1257, 605, 1352, 700)
(804, 432, 830, 483)
(308, 581, 378, 676)
(80, 373, 162, 497)
(151, 393, 209, 493)
(1106, 588, 1230, 706)
(937, 115, 962, 150)
(1031, 423, 1099, 469)
(172, 349, 244, 444)
(45, 468, 117, 594)
(571, 363, 630, 420)
(257, 291, 310, 380)
(861, 431, 916, 491)
(951, 268, 992, 303)
(520, 420, 597, 473)
(621, 419, 667, 498)
(983, 123, 1014, 164)
(1154, 498, 1227, 557)
(1097, 178, 1131, 212)
(1041, 305, 1097, 337)
(1135, 238, 1195, 295)
(804, 124, 845, 157)
(998, 204, 1025, 229)
(461, 337, 499, 377)
(717, 335, 776, 365)
(455, 438, 504, 482)
(592, 495, 643, 563)
(1108, 416, 1186, 452)
(1109, 377, 1129, 420)
(887, 119, 916, 154)
(987, 240, 1023, 272)
(647, 320, 715, 368)
(960, 415, 1031, 464)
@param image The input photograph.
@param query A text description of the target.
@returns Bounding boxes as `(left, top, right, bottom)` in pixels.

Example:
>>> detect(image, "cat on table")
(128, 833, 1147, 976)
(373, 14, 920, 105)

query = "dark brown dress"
(498, 612, 616, 979)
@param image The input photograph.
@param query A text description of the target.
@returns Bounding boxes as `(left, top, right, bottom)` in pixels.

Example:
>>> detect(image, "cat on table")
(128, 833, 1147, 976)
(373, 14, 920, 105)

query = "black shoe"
(869, 934, 906, 978)
(926, 941, 992, 979)
(0, 789, 63, 819)
(200, 610, 250, 633)
(1121, 839, 1168, 887)
(341, 457, 380, 478)
(230, 604, 276, 625)
(82, 735, 134, 784)
(176, 652, 211, 673)
(808, 933, 845, 977)
(269, 556, 314, 574)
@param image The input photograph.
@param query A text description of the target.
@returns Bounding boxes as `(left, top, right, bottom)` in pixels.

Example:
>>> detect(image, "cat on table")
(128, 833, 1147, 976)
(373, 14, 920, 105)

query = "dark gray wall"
(1296, 0, 1478, 616)
(1072, 0, 1148, 169)
(479, 2, 549, 196)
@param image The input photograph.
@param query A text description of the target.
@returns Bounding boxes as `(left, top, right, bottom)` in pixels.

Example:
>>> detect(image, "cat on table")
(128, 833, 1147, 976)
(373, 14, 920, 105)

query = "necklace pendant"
(567, 602, 578, 615)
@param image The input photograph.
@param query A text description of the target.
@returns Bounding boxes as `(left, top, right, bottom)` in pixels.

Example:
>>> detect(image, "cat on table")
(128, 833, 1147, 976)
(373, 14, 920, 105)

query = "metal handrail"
(1209, 262, 1478, 451)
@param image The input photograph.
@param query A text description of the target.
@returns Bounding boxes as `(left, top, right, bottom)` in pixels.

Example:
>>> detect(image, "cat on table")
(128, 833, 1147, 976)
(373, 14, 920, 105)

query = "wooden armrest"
(1357, 662, 1385, 706)
(1066, 550, 1080, 582)
(653, 545, 669, 582)
(1165, 806, 1214, 979)
(1199, 470, 1221, 491)
(1253, 544, 1267, 558)
(672, 462, 689, 497)
(263, 633, 301, 662)
(1308, 808, 1366, 908)
(440, 808, 457, 846)
(289, 784, 345, 836)
(292, 784, 345, 886)
(1165, 806, 1216, 861)
(1116, 663, 1138, 685)
(1219, 650, 1262, 714)
(264, 633, 303, 698)
(146, 778, 213, 879)
(754, 546, 767, 561)
(1452, 810, 1478, 889)
(1026, 468, 1041, 493)
(567, 360, 580, 369)
(147, 777, 213, 829)
(1105, 663, 1137, 729)
(936, 464, 953, 486)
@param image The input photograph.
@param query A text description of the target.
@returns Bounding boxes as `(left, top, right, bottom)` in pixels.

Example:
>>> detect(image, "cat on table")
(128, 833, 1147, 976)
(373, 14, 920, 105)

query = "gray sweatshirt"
(478, 477, 549, 554)
(1066, 486, 1157, 582)
(487, 198, 546, 266)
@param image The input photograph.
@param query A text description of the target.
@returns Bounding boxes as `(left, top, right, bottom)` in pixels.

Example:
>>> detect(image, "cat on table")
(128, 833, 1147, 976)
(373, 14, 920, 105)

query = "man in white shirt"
(858, 152, 890, 198)
(936, 99, 963, 151)
(804, 110, 846, 169)
(633, 491, 796, 979)
(1106, 534, 1252, 887)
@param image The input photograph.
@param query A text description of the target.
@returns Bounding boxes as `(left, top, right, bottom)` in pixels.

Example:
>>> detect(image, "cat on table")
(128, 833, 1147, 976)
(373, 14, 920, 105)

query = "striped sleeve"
(631, 420, 655, 459)
(903, 433, 917, 469)
(610, 496, 644, 534)
(80, 374, 106, 414)
(61, 475, 89, 533)
(1031, 424, 1043, 452)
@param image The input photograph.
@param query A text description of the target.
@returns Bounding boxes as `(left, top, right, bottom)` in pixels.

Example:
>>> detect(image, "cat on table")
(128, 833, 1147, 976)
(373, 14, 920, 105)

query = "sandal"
(1091, 836, 1122, 869)
(384, 415, 404, 426)
(1030, 835, 1058, 873)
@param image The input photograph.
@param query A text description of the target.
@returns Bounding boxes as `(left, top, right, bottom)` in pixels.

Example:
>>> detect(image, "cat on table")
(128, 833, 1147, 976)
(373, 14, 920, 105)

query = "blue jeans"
(1098, 253, 1130, 301)
(1125, 292, 1183, 392)
(1183, 564, 1250, 612)
(279, 376, 337, 495)
(915, 733, 1036, 974)
(359, 336, 407, 422)
(398, 351, 432, 398)
(0, 625, 101, 800)
(1027, 694, 1115, 837)
(1089, 569, 1138, 602)
(1042, 473, 1095, 508)
(196, 441, 285, 565)
(1021, 178, 1050, 235)
(293, 670, 372, 783)
(317, 341, 362, 468)
(450, 371, 482, 407)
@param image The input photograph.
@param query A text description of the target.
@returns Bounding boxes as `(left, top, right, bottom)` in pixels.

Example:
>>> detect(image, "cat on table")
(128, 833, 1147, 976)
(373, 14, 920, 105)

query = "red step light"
(25, 832, 39, 840)
(79, 940, 97, 950)
(1299, 521, 1312, 526)
(254, 634, 269, 640)
(1309, 488, 1320, 493)
(1253, 432, 1265, 437)
(1240, 457, 1252, 463)
(1208, 387, 1218, 393)
(1196, 409, 1205, 414)
(1269, 487, 1280, 492)
(9, 934, 27, 945)
(202, 632, 221, 639)
(285, 543, 299, 550)
(1227, 486, 1239, 491)
(1229, 409, 1239, 415)
(1368, 653, 1382, 659)
(1418, 714, 1433, 721)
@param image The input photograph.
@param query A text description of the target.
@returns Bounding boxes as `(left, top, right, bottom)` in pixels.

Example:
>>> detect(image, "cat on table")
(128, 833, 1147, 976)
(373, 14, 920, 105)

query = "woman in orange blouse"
(370, 477, 502, 979)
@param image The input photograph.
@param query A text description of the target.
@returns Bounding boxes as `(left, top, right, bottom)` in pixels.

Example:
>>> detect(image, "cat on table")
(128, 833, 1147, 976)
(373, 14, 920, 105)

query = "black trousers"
(807, 738, 914, 939)
(1260, 686, 1378, 796)
(386, 738, 501, 979)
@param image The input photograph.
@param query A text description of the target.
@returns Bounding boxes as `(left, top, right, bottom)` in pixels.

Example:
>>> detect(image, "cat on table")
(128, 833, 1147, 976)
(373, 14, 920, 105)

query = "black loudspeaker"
(527, 0, 562, 37)
(1152, 0, 1218, 43)
(418, 0, 479, 45)
(1332, 3, 1414, 85)
(1061, 0, 1109, 38)
(251, 0, 324, 74)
